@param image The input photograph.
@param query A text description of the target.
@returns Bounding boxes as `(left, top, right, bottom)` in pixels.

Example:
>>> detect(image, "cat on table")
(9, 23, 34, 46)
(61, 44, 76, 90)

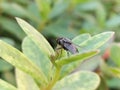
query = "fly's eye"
(58, 39, 62, 45)
(56, 39, 60, 45)
(56, 37, 64, 45)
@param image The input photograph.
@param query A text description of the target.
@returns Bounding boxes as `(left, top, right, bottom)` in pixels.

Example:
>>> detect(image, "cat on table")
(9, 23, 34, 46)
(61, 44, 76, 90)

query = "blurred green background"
(0, 0, 120, 90)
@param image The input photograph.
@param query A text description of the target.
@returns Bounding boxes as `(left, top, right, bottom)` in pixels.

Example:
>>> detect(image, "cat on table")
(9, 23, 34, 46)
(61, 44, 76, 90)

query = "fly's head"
(56, 37, 65, 46)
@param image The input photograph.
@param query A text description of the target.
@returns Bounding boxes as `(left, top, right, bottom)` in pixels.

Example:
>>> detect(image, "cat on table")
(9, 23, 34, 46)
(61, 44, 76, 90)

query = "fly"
(56, 37, 79, 54)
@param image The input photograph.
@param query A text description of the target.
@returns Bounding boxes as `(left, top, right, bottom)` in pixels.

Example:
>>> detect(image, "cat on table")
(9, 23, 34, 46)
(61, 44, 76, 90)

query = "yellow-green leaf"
(53, 71, 100, 90)
(0, 40, 47, 86)
(16, 17, 55, 57)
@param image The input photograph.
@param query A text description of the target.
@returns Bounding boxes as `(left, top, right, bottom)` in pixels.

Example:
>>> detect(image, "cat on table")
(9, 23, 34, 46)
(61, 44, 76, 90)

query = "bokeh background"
(0, 0, 120, 90)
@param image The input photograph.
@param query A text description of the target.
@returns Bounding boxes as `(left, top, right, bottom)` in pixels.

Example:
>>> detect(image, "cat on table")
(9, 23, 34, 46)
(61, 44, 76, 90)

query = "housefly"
(56, 37, 79, 54)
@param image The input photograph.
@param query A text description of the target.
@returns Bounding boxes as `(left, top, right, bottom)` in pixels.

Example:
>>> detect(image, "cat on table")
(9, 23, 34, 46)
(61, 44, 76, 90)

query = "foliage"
(0, 0, 119, 39)
(100, 44, 120, 90)
(0, 18, 114, 90)
(0, 0, 120, 90)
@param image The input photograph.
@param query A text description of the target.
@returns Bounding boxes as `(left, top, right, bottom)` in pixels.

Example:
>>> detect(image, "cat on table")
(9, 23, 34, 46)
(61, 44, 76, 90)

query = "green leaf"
(16, 17, 55, 57)
(59, 32, 114, 78)
(79, 32, 114, 53)
(106, 16, 120, 28)
(35, 0, 51, 19)
(110, 44, 120, 67)
(0, 79, 17, 90)
(56, 50, 98, 66)
(1, 2, 39, 23)
(56, 51, 98, 79)
(0, 37, 15, 71)
(1, 2, 28, 17)
(27, 2, 41, 21)
(107, 78, 120, 89)
(22, 37, 52, 81)
(0, 40, 47, 85)
(53, 71, 100, 90)
(14, 0, 29, 5)
(49, 1, 69, 19)
(0, 16, 26, 40)
(16, 69, 39, 90)
(0, 59, 13, 72)
(0, 37, 15, 46)
(71, 0, 88, 5)
(78, 56, 101, 71)
(96, 3, 106, 27)
(109, 67, 120, 78)
(76, 1, 100, 11)
(100, 60, 120, 78)
(72, 33, 91, 45)
(44, 25, 78, 38)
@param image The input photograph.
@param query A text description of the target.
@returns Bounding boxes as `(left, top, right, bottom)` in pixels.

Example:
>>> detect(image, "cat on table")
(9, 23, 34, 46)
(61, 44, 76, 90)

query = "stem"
(44, 67, 61, 90)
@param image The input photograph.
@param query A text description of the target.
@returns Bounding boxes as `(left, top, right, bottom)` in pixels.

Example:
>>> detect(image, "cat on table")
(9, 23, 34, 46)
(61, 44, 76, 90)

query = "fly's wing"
(63, 42, 78, 54)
